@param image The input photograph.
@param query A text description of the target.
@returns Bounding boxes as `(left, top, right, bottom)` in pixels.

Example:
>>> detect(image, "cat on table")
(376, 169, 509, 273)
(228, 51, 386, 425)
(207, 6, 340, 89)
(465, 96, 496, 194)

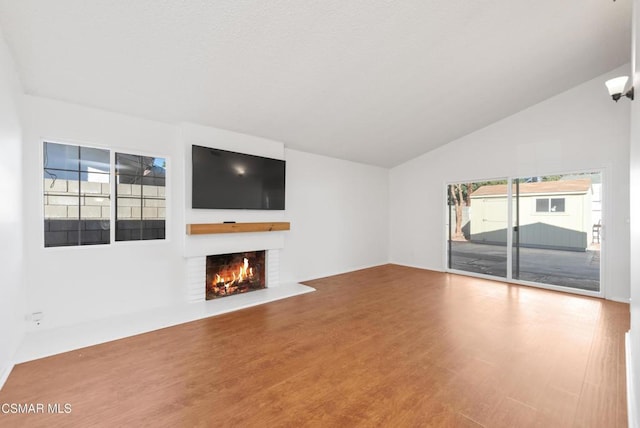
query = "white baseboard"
(609, 296, 631, 304)
(627, 332, 638, 428)
(298, 262, 390, 283)
(387, 261, 443, 272)
(0, 362, 14, 391)
(14, 283, 315, 364)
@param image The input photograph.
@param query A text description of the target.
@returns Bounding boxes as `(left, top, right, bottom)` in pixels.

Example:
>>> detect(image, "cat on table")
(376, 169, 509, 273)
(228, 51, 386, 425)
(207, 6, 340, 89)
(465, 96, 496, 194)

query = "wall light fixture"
(605, 76, 634, 102)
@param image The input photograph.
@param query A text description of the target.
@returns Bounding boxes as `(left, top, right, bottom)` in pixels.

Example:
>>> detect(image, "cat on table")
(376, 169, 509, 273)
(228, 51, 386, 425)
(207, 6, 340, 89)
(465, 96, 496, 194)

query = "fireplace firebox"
(205, 251, 266, 300)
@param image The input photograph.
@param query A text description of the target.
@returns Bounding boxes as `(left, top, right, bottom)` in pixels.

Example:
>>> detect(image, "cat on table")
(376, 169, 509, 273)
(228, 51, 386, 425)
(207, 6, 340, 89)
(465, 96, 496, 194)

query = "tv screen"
(192, 145, 286, 210)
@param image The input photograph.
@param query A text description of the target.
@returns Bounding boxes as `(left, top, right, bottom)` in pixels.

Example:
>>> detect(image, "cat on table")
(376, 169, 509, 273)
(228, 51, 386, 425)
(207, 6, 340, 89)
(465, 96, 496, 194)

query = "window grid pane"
(115, 152, 166, 242)
(44, 142, 110, 247)
(550, 198, 565, 212)
(536, 199, 550, 212)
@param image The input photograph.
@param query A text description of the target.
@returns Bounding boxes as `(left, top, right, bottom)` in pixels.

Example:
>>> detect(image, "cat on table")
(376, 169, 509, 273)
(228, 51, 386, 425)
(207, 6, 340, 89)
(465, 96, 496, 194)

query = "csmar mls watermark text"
(1, 403, 72, 414)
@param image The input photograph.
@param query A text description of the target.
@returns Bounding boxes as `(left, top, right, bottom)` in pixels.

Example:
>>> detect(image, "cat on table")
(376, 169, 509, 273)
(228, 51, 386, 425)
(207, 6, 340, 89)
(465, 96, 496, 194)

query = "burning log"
(205, 253, 265, 300)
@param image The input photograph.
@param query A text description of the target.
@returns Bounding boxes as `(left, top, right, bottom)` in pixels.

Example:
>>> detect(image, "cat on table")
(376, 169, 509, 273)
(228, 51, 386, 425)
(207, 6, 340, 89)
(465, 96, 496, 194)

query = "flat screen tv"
(192, 145, 286, 210)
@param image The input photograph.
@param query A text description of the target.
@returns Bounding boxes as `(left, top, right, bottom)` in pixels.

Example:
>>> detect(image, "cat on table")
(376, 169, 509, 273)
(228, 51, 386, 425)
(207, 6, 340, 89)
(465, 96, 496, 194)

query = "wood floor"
(0, 265, 629, 427)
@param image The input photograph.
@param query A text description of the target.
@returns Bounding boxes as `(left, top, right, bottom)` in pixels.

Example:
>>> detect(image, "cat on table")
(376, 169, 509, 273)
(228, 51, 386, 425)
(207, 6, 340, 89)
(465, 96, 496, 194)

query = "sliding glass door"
(447, 180, 508, 278)
(512, 173, 601, 292)
(447, 171, 601, 294)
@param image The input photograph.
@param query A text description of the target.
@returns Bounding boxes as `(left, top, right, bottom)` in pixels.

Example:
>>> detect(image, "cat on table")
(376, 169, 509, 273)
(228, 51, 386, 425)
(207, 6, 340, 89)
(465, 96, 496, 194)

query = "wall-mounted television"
(192, 145, 286, 210)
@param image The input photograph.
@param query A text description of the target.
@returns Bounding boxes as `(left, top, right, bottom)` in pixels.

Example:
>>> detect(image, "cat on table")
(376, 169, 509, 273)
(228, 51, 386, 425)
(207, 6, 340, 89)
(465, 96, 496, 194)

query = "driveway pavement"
(449, 241, 600, 291)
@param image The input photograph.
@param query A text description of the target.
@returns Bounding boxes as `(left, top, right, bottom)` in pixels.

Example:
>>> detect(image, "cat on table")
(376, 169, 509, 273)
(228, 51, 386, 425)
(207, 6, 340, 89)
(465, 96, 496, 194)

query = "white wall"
(0, 31, 25, 385)
(177, 123, 389, 282)
(179, 122, 288, 301)
(628, 0, 640, 424)
(181, 122, 287, 227)
(390, 66, 631, 302)
(21, 96, 185, 330)
(281, 149, 389, 282)
(20, 100, 390, 330)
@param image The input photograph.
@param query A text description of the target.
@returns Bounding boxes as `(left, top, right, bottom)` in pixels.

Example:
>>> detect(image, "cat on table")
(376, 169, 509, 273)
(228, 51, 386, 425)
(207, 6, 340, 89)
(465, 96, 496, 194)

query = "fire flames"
(212, 257, 255, 296)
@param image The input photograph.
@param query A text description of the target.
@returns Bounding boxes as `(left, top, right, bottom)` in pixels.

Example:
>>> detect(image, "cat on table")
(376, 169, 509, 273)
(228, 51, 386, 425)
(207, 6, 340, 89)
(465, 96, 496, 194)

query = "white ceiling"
(0, 0, 631, 167)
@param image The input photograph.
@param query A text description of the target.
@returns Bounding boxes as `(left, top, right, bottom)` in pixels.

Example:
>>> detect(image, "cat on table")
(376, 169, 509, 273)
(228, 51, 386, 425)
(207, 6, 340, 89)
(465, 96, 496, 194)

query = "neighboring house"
(469, 179, 593, 251)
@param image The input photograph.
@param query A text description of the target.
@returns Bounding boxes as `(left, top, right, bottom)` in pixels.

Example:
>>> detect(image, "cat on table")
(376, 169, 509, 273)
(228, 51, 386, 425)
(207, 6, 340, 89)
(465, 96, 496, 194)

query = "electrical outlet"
(31, 312, 43, 326)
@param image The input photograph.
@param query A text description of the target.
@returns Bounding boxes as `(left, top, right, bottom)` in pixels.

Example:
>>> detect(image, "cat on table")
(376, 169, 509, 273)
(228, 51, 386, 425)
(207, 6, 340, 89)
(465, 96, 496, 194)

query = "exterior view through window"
(448, 179, 508, 278)
(43, 141, 167, 247)
(43, 142, 111, 247)
(115, 153, 166, 241)
(447, 172, 601, 293)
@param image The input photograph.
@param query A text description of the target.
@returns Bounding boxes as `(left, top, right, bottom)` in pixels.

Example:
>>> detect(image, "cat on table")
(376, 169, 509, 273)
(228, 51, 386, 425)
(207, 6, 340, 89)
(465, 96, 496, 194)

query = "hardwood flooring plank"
(0, 265, 629, 427)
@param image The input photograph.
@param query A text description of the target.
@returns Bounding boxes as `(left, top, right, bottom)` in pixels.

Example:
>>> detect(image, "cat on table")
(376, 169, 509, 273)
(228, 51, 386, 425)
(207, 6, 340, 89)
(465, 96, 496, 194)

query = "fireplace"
(205, 251, 266, 300)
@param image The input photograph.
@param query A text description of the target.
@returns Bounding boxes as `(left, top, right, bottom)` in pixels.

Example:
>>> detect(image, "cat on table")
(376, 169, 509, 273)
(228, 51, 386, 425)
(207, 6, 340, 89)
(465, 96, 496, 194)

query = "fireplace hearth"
(206, 251, 266, 300)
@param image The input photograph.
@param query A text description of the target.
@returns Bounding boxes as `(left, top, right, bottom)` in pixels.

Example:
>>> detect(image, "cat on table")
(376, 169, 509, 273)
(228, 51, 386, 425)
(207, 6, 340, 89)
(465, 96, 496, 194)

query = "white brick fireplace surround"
(183, 227, 288, 301)
(186, 250, 278, 303)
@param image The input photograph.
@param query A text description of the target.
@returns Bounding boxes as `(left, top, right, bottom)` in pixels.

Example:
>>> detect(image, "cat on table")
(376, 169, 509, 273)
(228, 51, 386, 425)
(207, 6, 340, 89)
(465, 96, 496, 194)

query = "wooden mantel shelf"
(186, 222, 290, 235)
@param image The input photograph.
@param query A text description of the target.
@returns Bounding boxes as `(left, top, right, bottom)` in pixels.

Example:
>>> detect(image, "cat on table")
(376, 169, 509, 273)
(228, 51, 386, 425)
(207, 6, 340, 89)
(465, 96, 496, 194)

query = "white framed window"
(43, 141, 167, 247)
(535, 197, 565, 213)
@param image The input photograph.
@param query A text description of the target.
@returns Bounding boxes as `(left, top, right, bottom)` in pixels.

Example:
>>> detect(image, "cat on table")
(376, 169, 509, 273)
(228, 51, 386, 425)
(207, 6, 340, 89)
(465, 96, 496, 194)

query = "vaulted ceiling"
(0, 0, 631, 167)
